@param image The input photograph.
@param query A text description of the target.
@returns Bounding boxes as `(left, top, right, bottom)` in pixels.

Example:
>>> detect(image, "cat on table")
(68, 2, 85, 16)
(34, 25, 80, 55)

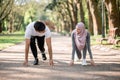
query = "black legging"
(30, 36, 45, 59)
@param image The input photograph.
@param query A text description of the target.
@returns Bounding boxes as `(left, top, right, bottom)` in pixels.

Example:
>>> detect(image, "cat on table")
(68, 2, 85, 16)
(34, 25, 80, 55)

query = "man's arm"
(46, 37, 52, 60)
(23, 39, 30, 66)
(46, 37, 54, 66)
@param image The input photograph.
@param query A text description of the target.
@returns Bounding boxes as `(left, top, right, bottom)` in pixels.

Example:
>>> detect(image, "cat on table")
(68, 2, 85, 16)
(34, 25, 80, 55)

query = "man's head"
(34, 21, 45, 33)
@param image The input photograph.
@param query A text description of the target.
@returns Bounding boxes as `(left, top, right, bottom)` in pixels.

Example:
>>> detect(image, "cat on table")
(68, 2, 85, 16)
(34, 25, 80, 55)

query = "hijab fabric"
(73, 22, 87, 52)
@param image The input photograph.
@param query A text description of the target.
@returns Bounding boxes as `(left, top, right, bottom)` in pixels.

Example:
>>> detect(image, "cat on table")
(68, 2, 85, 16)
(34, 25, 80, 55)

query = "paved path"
(0, 32, 120, 80)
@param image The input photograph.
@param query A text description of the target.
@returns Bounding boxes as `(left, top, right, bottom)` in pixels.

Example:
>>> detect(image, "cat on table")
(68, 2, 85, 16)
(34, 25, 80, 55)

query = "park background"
(0, 0, 120, 80)
(0, 0, 120, 50)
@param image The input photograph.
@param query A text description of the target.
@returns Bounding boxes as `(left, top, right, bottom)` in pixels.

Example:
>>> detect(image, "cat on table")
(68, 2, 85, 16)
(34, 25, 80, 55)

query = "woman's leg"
(70, 33, 81, 66)
(82, 43, 87, 65)
(86, 33, 93, 59)
(83, 44, 87, 59)
(86, 33, 95, 66)
(75, 46, 82, 60)
(70, 33, 77, 66)
(71, 33, 76, 61)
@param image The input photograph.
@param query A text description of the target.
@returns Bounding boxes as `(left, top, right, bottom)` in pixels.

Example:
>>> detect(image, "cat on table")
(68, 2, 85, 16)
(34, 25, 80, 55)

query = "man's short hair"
(34, 21, 45, 31)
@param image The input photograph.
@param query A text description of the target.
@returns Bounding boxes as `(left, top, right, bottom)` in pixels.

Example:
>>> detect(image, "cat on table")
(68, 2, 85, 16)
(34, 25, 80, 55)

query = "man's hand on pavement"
(49, 59, 54, 66)
(23, 60, 28, 66)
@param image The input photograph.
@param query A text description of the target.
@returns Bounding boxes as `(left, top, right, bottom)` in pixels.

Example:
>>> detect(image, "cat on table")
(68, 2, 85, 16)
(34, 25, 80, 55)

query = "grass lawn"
(0, 31, 25, 50)
(91, 35, 120, 50)
(0, 31, 119, 50)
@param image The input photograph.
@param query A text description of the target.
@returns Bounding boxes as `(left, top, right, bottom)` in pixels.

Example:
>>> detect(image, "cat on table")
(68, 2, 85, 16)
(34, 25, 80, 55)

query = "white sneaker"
(82, 59, 87, 66)
(74, 51, 78, 61)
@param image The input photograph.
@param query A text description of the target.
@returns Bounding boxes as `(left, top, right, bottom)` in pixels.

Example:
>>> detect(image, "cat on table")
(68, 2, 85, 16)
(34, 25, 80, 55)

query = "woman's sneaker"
(82, 59, 87, 66)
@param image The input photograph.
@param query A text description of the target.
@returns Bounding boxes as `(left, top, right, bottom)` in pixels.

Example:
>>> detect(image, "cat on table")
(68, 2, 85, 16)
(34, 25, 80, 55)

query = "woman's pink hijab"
(73, 22, 87, 51)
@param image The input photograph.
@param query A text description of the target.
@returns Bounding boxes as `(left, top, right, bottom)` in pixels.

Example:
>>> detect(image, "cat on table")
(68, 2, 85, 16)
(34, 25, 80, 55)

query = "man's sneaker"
(33, 58, 39, 65)
(82, 59, 87, 66)
(42, 53, 47, 60)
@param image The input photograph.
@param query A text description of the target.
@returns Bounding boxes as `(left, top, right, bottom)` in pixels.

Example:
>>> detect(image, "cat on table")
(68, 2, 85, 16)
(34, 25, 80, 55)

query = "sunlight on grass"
(91, 35, 101, 45)
(0, 31, 25, 50)
(0, 32, 119, 50)
(0, 43, 15, 49)
(90, 35, 120, 50)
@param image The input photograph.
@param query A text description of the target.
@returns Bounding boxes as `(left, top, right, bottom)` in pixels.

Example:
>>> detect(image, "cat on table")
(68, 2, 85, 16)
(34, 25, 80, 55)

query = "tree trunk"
(88, 0, 102, 35)
(86, 0, 93, 35)
(8, 20, 13, 33)
(0, 21, 2, 33)
(105, 0, 120, 29)
(66, 0, 75, 30)
(79, 0, 85, 23)
(71, 0, 78, 29)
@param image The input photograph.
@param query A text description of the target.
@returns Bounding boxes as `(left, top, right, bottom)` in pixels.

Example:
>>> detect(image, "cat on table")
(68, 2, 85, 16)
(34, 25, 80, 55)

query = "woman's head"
(76, 22, 85, 34)
(74, 22, 87, 51)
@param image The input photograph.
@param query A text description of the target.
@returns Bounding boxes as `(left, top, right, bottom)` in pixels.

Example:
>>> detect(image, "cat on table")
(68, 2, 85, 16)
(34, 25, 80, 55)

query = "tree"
(45, 0, 120, 36)
(0, 0, 14, 33)
(88, 0, 102, 35)
(45, 0, 102, 35)
(78, 0, 85, 23)
(105, 0, 120, 29)
(86, 0, 93, 34)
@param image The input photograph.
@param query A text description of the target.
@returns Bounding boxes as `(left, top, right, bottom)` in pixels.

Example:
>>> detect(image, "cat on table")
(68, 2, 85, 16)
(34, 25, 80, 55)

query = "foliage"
(0, 0, 14, 32)
(0, 0, 120, 40)
(45, 0, 120, 37)
(0, 0, 50, 33)
(0, 0, 14, 21)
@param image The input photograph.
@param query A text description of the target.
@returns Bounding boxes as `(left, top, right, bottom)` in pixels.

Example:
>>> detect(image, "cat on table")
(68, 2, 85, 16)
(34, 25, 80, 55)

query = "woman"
(69, 22, 95, 66)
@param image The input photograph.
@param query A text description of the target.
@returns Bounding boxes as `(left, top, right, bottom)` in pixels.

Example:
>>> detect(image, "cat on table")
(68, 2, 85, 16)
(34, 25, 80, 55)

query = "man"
(23, 21, 54, 66)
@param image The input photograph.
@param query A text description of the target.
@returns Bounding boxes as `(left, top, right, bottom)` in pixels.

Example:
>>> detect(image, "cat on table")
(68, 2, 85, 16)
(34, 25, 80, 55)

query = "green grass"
(91, 35, 101, 45)
(0, 31, 25, 50)
(90, 35, 120, 50)
(0, 31, 119, 50)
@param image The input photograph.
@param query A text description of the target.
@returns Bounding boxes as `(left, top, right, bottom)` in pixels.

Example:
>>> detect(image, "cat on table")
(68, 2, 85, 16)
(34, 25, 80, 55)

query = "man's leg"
(36, 36, 47, 60)
(30, 36, 38, 65)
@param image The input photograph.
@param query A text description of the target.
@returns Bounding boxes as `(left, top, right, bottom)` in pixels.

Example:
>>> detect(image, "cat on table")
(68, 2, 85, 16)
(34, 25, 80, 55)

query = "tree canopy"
(0, 0, 120, 37)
